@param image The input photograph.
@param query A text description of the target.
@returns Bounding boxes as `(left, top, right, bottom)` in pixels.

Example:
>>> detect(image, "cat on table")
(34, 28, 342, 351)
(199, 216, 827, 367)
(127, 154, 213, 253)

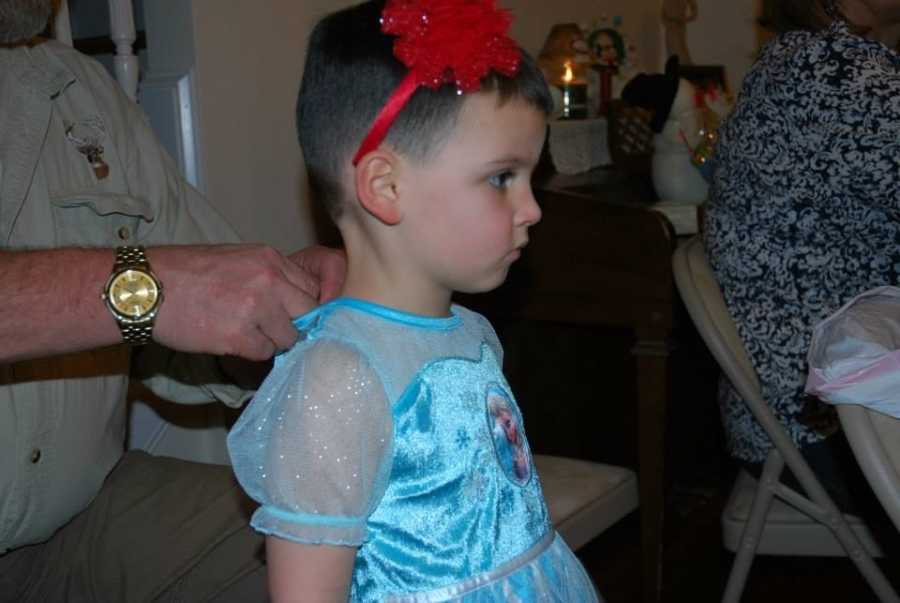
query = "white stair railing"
(52, 0, 73, 46)
(109, 0, 139, 100)
(52, 0, 139, 100)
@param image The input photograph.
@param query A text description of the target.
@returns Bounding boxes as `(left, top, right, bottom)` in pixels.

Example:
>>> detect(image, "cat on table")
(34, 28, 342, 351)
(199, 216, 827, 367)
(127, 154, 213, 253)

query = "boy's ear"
(354, 150, 402, 225)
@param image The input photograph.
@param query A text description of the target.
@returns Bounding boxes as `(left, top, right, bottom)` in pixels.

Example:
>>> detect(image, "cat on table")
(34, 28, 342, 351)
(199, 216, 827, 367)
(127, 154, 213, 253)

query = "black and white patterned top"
(702, 20, 900, 463)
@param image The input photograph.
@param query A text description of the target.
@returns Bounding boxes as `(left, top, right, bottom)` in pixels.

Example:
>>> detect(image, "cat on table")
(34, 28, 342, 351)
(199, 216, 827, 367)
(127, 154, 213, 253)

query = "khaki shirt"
(0, 41, 250, 552)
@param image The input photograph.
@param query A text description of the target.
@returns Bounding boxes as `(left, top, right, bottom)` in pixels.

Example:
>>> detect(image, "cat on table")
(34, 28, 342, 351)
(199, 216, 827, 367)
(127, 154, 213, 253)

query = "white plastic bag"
(806, 286, 900, 418)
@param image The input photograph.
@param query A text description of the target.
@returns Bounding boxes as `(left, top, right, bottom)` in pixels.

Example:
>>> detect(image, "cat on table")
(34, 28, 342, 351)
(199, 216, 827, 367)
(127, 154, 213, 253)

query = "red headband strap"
(352, 0, 521, 165)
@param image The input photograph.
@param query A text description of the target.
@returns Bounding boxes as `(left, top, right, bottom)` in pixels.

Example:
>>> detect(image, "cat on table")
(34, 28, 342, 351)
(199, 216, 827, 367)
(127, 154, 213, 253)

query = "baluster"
(53, 0, 73, 46)
(108, 0, 139, 100)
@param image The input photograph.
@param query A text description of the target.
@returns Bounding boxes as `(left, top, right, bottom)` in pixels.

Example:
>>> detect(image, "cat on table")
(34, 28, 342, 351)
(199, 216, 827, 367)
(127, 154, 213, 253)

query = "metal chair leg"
(722, 450, 782, 603)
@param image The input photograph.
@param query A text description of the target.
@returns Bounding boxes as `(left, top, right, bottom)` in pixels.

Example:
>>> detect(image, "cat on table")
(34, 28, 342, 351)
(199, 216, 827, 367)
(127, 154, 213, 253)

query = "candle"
(559, 62, 588, 120)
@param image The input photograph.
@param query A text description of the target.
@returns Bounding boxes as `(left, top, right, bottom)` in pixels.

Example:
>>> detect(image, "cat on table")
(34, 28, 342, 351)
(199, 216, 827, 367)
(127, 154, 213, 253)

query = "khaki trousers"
(0, 451, 267, 602)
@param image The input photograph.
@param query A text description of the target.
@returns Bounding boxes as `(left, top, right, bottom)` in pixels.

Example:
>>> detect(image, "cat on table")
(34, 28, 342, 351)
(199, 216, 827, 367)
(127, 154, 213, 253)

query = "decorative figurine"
(662, 0, 698, 66)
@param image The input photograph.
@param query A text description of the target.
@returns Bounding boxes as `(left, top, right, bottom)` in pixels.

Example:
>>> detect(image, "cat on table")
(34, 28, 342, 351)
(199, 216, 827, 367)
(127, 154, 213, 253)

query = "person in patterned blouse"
(703, 0, 900, 543)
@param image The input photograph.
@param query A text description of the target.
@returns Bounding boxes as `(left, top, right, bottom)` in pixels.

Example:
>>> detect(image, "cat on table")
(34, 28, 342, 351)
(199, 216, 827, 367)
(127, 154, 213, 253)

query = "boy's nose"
(517, 189, 542, 227)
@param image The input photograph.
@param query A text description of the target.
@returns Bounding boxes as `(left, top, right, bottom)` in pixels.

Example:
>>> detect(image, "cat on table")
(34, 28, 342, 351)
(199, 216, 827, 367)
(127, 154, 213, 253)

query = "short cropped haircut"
(296, 0, 553, 219)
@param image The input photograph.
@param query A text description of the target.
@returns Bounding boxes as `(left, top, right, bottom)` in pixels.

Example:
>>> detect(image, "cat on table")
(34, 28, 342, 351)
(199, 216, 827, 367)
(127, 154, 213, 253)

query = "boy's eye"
(488, 170, 514, 189)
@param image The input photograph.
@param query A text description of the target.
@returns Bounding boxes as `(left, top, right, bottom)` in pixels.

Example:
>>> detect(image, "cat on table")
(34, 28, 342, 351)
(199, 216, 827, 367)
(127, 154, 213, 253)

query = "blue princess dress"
(227, 298, 600, 602)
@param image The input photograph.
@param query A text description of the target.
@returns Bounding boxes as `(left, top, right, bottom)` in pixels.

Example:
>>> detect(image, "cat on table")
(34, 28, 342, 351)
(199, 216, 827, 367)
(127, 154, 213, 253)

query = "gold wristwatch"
(102, 246, 163, 345)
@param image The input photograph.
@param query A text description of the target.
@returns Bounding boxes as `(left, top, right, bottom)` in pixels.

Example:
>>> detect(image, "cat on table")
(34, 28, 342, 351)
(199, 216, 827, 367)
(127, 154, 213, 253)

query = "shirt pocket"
(49, 192, 155, 247)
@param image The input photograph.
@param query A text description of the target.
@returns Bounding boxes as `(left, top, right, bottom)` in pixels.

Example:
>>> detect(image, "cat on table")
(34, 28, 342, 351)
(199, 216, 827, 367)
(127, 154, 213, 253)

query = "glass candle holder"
(559, 81, 588, 119)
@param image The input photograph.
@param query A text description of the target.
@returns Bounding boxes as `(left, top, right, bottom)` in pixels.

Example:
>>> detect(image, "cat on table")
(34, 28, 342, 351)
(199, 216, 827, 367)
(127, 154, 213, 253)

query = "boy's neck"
(340, 236, 454, 318)
(342, 283, 454, 318)
(341, 274, 454, 318)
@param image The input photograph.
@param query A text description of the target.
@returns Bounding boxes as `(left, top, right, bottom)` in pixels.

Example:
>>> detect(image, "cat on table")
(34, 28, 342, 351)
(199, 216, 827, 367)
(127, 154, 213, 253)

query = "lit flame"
(562, 62, 573, 84)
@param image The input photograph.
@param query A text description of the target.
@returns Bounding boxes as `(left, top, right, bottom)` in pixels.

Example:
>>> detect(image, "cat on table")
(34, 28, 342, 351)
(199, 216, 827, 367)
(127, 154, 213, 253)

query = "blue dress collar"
(292, 297, 462, 332)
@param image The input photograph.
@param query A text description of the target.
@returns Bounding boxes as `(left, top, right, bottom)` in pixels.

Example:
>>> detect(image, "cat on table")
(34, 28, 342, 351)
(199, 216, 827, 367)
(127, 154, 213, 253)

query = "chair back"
(673, 237, 826, 493)
(838, 404, 900, 532)
(672, 236, 759, 400)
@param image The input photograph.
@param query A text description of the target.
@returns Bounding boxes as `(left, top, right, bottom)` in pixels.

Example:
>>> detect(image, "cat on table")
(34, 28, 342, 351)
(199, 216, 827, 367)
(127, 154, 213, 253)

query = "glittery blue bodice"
(228, 299, 599, 602)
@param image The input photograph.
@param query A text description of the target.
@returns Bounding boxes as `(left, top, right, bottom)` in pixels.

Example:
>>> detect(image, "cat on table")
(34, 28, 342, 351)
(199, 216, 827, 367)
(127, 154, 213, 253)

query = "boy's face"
(396, 92, 546, 298)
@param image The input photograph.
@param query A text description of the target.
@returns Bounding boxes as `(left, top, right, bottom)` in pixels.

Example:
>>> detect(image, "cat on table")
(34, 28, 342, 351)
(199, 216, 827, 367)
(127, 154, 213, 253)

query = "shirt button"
(117, 226, 131, 240)
(30, 448, 41, 463)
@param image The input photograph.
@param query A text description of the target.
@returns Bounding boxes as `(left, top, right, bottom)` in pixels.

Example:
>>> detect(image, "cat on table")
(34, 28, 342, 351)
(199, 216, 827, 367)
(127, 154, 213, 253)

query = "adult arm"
(0, 243, 339, 364)
(0, 248, 118, 363)
(266, 537, 356, 603)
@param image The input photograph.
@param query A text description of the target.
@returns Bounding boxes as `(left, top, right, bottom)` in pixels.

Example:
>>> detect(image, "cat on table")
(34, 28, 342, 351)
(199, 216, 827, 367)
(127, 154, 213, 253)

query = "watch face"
(109, 269, 160, 318)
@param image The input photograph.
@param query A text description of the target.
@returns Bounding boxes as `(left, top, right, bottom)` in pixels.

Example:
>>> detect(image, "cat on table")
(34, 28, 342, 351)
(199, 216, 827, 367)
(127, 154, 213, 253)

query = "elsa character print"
(487, 389, 531, 484)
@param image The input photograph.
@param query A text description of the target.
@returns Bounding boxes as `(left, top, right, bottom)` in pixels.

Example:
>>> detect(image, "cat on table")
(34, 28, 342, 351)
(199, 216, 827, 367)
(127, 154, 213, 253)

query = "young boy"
(227, 1, 602, 601)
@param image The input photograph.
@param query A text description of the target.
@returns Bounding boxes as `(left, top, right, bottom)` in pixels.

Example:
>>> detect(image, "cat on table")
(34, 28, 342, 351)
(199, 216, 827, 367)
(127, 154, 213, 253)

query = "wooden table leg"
(633, 329, 671, 603)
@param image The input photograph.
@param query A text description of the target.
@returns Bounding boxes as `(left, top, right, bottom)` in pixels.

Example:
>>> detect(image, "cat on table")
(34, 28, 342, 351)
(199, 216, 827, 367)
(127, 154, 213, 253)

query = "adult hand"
(287, 245, 347, 304)
(150, 244, 332, 361)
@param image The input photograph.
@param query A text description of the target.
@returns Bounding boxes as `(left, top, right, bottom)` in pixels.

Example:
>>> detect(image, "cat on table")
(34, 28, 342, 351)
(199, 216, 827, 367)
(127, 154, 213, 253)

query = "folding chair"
(839, 405, 900, 534)
(805, 286, 900, 535)
(672, 236, 899, 603)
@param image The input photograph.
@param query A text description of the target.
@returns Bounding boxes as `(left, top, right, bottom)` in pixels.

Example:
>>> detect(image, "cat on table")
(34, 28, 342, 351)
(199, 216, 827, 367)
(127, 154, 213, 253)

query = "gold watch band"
(106, 246, 161, 346)
(113, 245, 151, 273)
(119, 321, 156, 345)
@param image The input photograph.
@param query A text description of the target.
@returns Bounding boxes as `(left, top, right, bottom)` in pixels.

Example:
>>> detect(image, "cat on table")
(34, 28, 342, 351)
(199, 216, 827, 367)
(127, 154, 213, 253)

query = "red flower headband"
(352, 0, 521, 165)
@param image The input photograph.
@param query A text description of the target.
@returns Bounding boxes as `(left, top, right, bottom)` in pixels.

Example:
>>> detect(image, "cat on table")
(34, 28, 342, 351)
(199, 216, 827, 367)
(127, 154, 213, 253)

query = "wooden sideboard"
(460, 166, 677, 603)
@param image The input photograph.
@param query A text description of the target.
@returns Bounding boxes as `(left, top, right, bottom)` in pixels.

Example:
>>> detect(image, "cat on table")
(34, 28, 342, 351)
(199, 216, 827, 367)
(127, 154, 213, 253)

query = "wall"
(688, 0, 761, 94)
(187, 0, 348, 252)
(511, 0, 765, 96)
(510, 0, 763, 99)
(508, 0, 664, 73)
(180, 1, 667, 252)
(180, 1, 760, 251)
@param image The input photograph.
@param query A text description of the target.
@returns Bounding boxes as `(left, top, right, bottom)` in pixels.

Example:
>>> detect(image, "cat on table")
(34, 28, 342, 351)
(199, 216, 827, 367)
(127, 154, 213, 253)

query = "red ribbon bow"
(353, 0, 521, 165)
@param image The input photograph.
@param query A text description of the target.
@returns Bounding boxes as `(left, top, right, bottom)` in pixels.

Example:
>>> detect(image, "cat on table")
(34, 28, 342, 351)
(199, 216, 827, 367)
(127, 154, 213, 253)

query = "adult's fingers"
(237, 329, 278, 362)
(317, 248, 347, 302)
(288, 246, 347, 303)
(257, 310, 301, 353)
(278, 256, 322, 316)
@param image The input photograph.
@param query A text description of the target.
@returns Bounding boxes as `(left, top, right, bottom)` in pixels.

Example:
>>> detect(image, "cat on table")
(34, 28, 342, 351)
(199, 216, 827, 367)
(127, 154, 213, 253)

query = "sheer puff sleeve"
(227, 338, 393, 546)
